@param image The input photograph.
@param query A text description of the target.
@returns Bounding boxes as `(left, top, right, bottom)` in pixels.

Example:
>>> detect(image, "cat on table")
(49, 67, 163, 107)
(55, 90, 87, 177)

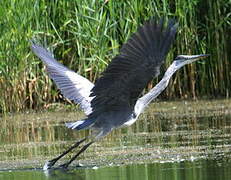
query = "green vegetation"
(0, 0, 230, 112)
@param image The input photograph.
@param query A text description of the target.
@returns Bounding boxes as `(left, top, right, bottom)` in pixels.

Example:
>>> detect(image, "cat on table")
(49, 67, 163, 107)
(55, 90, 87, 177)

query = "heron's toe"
(58, 163, 69, 169)
(43, 160, 55, 170)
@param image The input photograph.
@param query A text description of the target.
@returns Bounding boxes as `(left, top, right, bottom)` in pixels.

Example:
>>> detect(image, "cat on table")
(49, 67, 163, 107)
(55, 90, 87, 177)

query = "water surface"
(0, 99, 231, 179)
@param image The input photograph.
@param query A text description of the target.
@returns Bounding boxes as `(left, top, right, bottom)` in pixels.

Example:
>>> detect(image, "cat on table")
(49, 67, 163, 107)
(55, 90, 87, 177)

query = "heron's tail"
(65, 118, 94, 130)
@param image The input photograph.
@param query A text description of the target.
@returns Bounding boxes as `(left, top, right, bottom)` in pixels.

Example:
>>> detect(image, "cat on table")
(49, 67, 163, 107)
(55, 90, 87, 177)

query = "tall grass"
(0, 0, 230, 112)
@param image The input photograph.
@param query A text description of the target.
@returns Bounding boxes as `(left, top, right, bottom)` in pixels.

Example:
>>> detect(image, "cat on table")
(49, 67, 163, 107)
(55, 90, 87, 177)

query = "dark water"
(0, 100, 231, 180)
(1, 159, 231, 180)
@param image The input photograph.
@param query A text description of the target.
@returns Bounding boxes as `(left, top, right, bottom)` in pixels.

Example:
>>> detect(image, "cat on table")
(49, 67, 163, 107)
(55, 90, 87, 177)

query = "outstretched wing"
(90, 18, 178, 118)
(31, 42, 94, 115)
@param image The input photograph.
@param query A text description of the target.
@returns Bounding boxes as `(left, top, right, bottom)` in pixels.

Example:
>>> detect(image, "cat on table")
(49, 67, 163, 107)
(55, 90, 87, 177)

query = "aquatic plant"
(0, 0, 230, 112)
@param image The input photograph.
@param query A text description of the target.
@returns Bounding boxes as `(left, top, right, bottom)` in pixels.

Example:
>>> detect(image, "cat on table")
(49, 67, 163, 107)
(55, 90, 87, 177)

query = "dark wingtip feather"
(90, 17, 178, 118)
(122, 17, 178, 56)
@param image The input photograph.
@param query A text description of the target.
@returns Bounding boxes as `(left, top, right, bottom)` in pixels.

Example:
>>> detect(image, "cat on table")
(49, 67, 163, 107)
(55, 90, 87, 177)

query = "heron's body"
(31, 17, 208, 170)
(66, 19, 178, 137)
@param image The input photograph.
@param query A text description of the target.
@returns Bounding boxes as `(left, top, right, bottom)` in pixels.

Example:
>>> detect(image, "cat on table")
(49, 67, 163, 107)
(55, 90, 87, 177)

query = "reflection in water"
(0, 100, 231, 179)
(44, 168, 86, 180)
(41, 159, 231, 180)
(1, 159, 231, 180)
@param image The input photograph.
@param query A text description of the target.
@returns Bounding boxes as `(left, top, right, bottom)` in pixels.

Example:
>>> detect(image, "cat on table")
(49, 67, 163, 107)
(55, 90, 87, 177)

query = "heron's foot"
(58, 162, 70, 169)
(43, 159, 57, 170)
(58, 162, 82, 169)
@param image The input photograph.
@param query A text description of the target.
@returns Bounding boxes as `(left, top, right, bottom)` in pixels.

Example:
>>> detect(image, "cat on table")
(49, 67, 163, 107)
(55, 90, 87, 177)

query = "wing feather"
(89, 18, 178, 119)
(31, 42, 94, 115)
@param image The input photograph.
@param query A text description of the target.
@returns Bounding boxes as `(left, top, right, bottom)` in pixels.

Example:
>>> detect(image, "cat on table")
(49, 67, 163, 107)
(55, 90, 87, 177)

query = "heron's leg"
(43, 138, 87, 170)
(59, 141, 93, 169)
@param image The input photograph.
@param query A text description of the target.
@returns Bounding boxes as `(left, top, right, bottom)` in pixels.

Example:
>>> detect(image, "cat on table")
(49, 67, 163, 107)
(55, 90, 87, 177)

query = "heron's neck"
(134, 62, 178, 116)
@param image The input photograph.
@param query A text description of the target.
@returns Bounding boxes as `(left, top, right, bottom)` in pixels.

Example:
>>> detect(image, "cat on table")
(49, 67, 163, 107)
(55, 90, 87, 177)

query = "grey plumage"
(89, 18, 178, 126)
(31, 41, 94, 115)
(30, 17, 208, 170)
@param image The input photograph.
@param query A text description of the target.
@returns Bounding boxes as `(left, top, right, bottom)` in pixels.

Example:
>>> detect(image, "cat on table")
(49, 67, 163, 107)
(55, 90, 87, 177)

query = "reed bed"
(0, 0, 230, 112)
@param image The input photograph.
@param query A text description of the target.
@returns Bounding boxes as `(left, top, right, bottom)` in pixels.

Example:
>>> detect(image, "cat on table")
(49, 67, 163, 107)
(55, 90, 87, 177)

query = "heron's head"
(174, 54, 209, 69)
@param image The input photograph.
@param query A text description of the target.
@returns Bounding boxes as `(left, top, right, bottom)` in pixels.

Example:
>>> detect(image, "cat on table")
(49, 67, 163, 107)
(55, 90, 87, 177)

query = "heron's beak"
(182, 54, 210, 65)
(188, 54, 210, 61)
(174, 54, 209, 68)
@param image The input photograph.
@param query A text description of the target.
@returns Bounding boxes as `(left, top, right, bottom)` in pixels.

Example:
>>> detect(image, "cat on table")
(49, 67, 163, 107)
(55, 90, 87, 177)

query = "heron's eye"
(175, 56, 182, 60)
(132, 112, 137, 118)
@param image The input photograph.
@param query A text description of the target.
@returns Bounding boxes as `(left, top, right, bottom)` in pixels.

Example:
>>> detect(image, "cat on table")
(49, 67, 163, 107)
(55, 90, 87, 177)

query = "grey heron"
(31, 18, 209, 170)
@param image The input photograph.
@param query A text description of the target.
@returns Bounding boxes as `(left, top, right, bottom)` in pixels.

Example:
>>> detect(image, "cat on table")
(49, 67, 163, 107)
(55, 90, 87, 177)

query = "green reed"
(0, 0, 230, 112)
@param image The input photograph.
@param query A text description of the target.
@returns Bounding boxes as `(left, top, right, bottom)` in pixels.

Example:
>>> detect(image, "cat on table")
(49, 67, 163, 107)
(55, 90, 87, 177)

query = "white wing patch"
(31, 41, 94, 115)
(65, 120, 85, 129)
